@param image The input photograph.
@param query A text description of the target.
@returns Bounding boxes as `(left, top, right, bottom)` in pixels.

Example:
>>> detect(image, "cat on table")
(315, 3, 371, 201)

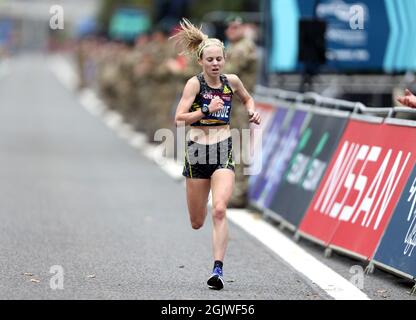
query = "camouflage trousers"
(229, 101, 250, 208)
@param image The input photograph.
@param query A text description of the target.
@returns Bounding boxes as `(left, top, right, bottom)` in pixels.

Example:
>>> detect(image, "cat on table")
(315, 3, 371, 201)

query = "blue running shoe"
(207, 266, 224, 290)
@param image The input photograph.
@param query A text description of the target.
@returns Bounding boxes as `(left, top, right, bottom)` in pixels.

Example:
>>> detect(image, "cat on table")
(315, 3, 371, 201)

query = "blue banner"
(373, 164, 416, 279)
(109, 8, 151, 42)
(268, 112, 348, 227)
(0, 18, 13, 47)
(251, 109, 308, 209)
(249, 106, 289, 200)
(267, 0, 416, 73)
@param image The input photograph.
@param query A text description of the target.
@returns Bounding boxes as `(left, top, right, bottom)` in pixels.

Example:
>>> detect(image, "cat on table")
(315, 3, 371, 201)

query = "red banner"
(299, 120, 416, 259)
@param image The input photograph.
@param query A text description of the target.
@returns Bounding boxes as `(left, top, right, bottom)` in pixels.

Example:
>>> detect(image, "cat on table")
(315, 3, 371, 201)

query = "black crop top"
(189, 74, 234, 126)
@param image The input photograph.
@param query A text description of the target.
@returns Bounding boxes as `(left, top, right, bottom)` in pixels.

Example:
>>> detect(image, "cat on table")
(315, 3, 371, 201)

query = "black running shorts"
(182, 136, 235, 179)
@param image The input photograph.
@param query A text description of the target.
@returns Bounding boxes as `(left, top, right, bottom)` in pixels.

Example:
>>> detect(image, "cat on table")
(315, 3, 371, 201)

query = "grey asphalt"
(0, 54, 330, 300)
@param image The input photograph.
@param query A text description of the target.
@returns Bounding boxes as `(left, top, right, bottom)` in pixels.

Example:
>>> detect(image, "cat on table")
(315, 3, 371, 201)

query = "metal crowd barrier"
(255, 85, 416, 120)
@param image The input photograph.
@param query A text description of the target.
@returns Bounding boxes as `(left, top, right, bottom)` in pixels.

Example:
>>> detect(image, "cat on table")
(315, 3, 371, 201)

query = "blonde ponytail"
(170, 18, 225, 59)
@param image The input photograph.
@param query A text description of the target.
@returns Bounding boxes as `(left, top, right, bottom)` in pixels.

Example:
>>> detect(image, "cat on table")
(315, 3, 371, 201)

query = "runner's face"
(199, 46, 225, 77)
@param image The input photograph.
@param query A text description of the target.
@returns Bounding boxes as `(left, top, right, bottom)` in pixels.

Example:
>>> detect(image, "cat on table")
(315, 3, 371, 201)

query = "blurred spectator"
(397, 89, 416, 108)
(223, 14, 258, 208)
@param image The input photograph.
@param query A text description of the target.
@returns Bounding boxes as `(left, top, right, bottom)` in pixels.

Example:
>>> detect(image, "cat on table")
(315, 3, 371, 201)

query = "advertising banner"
(249, 106, 288, 200)
(252, 108, 309, 209)
(373, 164, 416, 278)
(248, 101, 277, 183)
(300, 120, 416, 259)
(267, 0, 416, 73)
(0, 19, 13, 48)
(268, 112, 348, 227)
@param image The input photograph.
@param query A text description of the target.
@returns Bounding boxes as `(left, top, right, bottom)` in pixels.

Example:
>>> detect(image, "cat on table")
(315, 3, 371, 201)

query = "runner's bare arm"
(226, 74, 261, 125)
(174, 77, 203, 126)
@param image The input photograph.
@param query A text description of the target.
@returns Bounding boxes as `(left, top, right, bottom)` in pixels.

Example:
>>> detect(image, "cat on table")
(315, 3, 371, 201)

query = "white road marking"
(227, 209, 370, 300)
(48, 55, 78, 91)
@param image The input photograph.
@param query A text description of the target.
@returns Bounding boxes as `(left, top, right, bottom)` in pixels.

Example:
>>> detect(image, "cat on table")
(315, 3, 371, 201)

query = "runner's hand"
(208, 96, 224, 113)
(248, 110, 261, 125)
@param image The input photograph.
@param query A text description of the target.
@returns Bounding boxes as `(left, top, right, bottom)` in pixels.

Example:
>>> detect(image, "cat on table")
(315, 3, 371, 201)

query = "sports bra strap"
(196, 73, 207, 94)
(219, 74, 230, 88)
(196, 73, 229, 92)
